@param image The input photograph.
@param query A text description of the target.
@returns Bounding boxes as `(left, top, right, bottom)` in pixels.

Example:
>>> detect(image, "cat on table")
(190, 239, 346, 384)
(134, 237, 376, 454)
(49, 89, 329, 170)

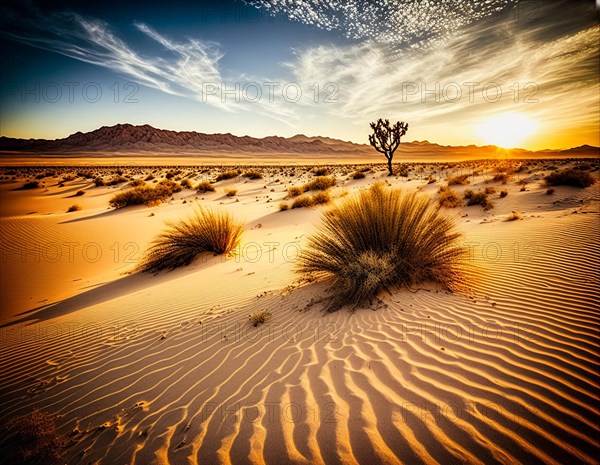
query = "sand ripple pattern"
(0, 214, 598, 464)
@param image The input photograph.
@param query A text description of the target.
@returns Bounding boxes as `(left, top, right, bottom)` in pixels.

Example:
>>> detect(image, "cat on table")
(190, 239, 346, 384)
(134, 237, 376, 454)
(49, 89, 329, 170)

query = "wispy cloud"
(285, 5, 600, 147)
(1, 8, 227, 105)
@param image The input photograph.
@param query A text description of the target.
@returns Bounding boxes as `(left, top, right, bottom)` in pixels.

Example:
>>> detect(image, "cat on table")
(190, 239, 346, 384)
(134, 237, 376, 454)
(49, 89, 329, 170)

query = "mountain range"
(0, 124, 597, 159)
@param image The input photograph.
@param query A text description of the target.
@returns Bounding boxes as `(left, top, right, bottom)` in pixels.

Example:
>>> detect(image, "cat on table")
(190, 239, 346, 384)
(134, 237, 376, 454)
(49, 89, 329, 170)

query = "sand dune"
(0, 160, 598, 464)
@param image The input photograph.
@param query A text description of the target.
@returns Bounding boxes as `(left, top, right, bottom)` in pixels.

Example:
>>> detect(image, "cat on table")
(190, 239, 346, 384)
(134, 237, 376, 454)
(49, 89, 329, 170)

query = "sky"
(0, 0, 598, 150)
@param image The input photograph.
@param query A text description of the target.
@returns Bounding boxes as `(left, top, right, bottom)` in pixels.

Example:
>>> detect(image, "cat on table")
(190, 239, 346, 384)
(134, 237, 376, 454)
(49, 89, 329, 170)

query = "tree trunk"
(387, 156, 393, 176)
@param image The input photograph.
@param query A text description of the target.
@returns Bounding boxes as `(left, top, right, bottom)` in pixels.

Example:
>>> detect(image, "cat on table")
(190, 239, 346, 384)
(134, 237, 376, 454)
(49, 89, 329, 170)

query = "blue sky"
(0, 0, 598, 149)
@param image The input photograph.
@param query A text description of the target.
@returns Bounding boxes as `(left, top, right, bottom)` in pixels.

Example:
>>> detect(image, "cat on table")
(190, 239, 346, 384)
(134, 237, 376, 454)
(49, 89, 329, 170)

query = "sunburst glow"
(476, 113, 538, 148)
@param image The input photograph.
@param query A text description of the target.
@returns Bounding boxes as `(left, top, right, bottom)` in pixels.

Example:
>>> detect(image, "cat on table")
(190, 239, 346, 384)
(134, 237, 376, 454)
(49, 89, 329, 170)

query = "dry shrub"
(298, 184, 464, 311)
(438, 187, 462, 208)
(545, 169, 595, 188)
(447, 174, 470, 185)
(139, 207, 243, 272)
(196, 181, 216, 193)
(463, 189, 494, 210)
(215, 170, 240, 182)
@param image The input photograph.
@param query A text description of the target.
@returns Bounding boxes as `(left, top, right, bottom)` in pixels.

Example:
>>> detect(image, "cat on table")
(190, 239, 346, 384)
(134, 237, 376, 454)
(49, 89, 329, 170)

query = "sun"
(476, 113, 538, 148)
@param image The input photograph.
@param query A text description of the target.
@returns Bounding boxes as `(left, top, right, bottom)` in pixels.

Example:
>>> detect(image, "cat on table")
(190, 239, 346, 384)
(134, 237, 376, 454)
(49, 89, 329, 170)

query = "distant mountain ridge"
(0, 124, 372, 154)
(0, 124, 598, 159)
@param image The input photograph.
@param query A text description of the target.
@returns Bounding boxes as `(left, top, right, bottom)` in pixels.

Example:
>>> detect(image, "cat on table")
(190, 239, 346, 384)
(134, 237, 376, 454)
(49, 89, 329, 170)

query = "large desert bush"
(298, 184, 464, 311)
(544, 168, 595, 188)
(139, 207, 243, 272)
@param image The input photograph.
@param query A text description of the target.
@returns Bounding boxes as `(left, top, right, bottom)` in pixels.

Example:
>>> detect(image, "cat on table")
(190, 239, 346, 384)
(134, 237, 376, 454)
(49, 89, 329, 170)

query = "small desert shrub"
(506, 211, 522, 221)
(243, 170, 263, 180)
(544, 169, 595, 188)
(484, 186, 496, 195)
(302, 176, 336, 191)
(158, 178, 182, 193)
(499, 189, 508, 198)
(21, 181, 39, 189)
(394, 165, 409, 177)
(311, 190, 331, 205)
(74, 190, 85, 196)
(287, 186, 304, 197)
(520, 185, 527, 192)
(546, 188, 555, 195)
(216, 170, 240, 182)
(312, 167, 329, 176)
(491, 173, 510, 184)
(6, 409, 68, 465)
(279, 202, 289, 211)
(463, 189, 494, 210)
(93, 177, 105, 187)
(139, 207, 243, 272)
(291, 194, 315, 209)
(352, 171, 366, 179)
(196, 181, 216, 193)
(447, 174, 470, 185)
(130, 179, 146, 187)
(179, 178, 193, 189)
(249, 309, 272, 327)
(106, 175, 128, 186)
(298, 184, 464, 311)
(66, 204, 81, 212)
(144, 174, 155, 181)
(225, 188, 237, 197)
(109, 180, 180, 209)
(438, 187, 462, 208)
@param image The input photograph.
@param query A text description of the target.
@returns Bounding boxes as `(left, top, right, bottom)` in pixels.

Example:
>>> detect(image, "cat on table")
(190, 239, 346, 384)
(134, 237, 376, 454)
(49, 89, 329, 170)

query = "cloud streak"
(285, 2, 599, 147)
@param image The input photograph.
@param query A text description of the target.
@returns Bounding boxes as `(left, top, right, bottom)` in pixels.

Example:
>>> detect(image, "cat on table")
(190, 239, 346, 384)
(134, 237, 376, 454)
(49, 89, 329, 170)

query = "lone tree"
(368, 119, 409, 176)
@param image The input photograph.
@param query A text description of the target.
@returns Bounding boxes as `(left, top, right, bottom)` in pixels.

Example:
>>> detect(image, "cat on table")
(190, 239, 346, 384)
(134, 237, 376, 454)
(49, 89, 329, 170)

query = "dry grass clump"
(139, 207, 243, 272)
(279, 202, 289, 211)
(544, 168, 595, 188)
(225, 188, 238, 197)
(109, 179, 180, 209)
(463, 189, 494, 210)
(196, 181, 216, 193)
(303, 176, 336, 191)
(130, 179, 146, 187)
(447, 174, 470, 185)
(180, 178, 193, 189)
(298, 184, 464, 311)
(287, 186, 304, 197)
(484, 186, 496, 195)
(490, 173, 510, 184)
(506, 211, 522, 221)
(291, 191, 331, 209)
(106, 175, 128, 186)
(437, 186, 462, 208)
(215, 170, 241, 182)
(312, 167, 329, 176)
(66, 204, 81, 213)
(243, 170, 263, 180)
(352, 171, 366, 179)
(546, 187, 555, 195)
(6, 409, 68, 465)
(249, 309, 272, 327)
(500, 189, 508, 198)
